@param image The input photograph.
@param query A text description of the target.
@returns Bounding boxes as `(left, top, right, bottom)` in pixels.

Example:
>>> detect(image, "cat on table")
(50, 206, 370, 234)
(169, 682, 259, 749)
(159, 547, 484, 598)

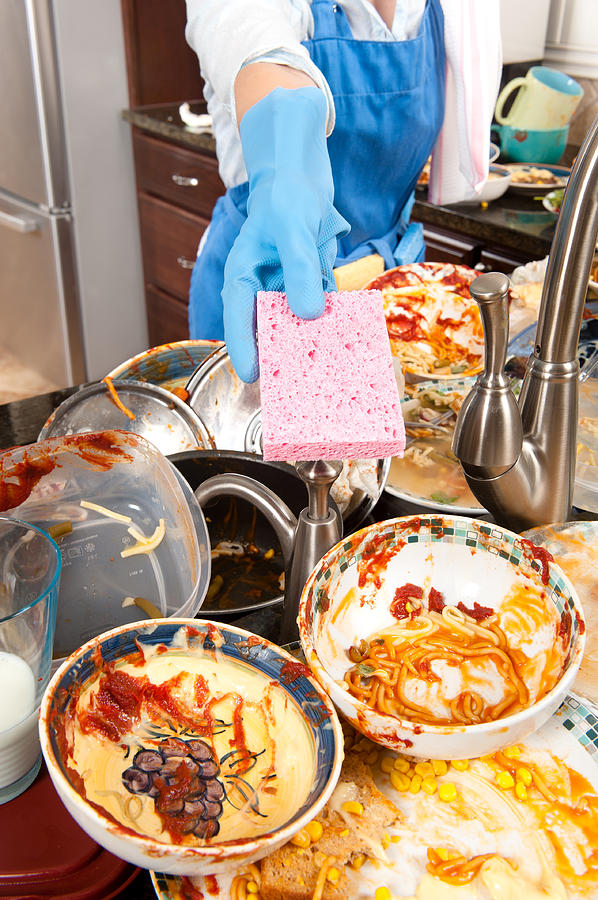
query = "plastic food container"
(0, 431, 210, 667)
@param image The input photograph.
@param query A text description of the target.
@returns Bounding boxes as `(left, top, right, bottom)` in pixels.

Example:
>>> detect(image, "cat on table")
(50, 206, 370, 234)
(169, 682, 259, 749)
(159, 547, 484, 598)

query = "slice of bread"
(260, 753, 400, 900)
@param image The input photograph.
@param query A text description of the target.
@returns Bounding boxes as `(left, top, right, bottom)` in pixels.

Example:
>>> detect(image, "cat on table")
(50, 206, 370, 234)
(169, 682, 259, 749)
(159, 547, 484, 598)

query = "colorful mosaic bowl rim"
(39, 618, 344, 862)
(107, 340, 222, 385)
(298, 515, 586, 737)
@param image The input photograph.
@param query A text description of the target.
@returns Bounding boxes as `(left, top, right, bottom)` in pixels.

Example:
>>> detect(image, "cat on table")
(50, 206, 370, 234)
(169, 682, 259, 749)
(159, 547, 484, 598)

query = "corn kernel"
(339, 829, 349, 837)
(351, 854, 366, 870)
(436, 848, 450, 861)
(367, 750, 379, 765)
(246, 882, 259, 894)
(381, 755, 395, 774)
(394, 756, 411, 774)
(503, 746, 521, 760)
(264, 548, 275, 560)
(438, 782, 458, 802)
(496, 771, 515, 790)
(414, 762, 434, 777)
(390, 770, 411, 792)
(375, 888, 392, 900)
(406, 602, 413, 612)
(306, 820, 323, 842)
(481, 201, 489, 209)
(450, 759, 469, 771)
(382, 832, 391, 850)
(391, 835, 401, 843)
(516, 767, 533, 787)
(421, 776, 438, 795)
(515, 782, 528, 802)
(327, 867, 341, 884)
(291, 829, 311, 848)
(432, 759, 448, 776)
(342, 801, 364, 816)
(409, 774, 422, 794)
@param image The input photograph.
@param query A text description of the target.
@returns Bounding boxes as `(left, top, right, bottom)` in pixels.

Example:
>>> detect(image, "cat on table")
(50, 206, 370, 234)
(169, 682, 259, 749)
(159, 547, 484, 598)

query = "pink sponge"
(257, 290, 405, 461)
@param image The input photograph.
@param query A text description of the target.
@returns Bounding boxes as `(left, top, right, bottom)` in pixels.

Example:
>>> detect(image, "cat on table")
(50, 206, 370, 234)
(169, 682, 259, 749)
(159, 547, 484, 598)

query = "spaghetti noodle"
(344, 583, 563, 726)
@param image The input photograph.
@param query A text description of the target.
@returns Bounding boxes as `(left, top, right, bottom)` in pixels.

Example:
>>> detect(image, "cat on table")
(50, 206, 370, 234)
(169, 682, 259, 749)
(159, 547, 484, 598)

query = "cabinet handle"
(171, 174, 199, 187)
(177, 255, 196, 269)
(0, 209, 40, 233)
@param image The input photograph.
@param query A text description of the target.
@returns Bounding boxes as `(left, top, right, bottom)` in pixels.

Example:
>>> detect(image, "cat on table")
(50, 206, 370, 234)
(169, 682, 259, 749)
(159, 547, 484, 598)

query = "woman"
(185, 0, 501, 382)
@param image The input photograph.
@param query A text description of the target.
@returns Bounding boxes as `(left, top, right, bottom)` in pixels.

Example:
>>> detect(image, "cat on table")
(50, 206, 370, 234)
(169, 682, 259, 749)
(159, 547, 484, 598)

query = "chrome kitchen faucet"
(453, 116, 598, 531)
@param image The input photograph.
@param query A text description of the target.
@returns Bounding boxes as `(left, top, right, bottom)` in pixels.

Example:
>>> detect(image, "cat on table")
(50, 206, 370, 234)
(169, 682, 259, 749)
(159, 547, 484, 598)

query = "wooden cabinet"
(130, 129, 225, 342)
(422, 223, 534, 273)
(422, 225, 479, 267)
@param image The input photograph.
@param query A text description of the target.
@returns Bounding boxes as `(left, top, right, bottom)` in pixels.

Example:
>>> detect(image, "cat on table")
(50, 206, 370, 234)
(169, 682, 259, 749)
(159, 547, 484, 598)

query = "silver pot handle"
(194, 473, 297, 566)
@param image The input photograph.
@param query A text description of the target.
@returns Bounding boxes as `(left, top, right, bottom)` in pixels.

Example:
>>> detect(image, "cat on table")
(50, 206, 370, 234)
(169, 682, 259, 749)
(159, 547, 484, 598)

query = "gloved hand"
(223, 86, 350, 383)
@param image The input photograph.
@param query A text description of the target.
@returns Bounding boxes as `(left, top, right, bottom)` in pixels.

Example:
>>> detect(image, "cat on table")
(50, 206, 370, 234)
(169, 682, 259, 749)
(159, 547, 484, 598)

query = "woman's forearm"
(234, 62, 317, 125)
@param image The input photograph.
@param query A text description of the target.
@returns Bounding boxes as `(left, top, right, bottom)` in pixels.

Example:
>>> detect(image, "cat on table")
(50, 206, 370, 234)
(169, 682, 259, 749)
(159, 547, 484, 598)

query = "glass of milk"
(0, 517, 60, 803)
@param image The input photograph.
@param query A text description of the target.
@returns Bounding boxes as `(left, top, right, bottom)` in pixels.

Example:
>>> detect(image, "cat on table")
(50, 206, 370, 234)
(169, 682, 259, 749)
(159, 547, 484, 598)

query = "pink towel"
(257, 290, 405, 461)
(429, 0, 503, 205)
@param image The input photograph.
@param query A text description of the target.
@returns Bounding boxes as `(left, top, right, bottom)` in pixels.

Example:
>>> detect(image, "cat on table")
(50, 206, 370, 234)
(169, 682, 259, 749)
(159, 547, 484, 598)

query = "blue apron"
(189, 0, 445, 340)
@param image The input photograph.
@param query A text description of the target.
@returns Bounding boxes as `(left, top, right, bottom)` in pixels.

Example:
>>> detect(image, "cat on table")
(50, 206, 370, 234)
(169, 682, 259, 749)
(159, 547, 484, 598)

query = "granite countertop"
(123, 101, 579, 264)
(412, 188, 558, 260)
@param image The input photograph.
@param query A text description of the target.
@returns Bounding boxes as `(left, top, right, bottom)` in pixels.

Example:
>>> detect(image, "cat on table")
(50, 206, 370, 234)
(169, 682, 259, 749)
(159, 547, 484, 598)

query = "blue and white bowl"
(39, 619, 343, 876)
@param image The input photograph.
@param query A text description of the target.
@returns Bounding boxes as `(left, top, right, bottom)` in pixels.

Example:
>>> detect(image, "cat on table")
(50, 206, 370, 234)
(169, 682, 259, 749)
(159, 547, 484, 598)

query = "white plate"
(151, 693, 598, 899)
(505, 163, 570, 195)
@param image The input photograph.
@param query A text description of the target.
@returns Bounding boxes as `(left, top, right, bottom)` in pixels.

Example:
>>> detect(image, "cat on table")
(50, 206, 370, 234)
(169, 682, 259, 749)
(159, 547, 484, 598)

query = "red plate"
(0, 763, 140, 899)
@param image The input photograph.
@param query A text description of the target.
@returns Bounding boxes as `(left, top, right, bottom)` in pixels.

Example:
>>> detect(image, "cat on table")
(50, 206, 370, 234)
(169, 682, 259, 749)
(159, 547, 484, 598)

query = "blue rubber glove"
(223, 86, 350, 383)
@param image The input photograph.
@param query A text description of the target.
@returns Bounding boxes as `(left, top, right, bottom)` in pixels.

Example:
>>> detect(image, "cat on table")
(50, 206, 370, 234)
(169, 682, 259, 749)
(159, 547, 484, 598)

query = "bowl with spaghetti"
(364, 263, 484, 382)
(298, 515, 585, 760)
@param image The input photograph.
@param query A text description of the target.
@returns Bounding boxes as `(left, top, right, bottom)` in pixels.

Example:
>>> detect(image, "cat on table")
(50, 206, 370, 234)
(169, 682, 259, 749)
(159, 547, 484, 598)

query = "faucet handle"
(452, 272, 523, 478)
(295, 460, 343, 521)
(471, 272, 511, 387)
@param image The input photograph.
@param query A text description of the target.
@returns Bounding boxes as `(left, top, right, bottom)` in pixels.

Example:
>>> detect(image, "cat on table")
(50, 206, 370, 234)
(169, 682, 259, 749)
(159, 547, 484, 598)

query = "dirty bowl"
(107, 339, 220, 395)
(477, 164, 512, 203)
(0, 431, 211, 668)
(39, 619, 343, 876)
(298, 515, 585, 760)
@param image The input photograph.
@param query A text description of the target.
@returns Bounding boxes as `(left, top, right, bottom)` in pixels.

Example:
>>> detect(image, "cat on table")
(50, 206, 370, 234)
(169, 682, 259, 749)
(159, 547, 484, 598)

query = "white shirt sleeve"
(185, 0, 334, 132)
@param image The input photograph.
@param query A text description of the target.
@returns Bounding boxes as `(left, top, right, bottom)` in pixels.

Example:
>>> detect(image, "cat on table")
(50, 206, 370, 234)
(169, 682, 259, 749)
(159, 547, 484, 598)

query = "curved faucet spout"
(453, 116, 598, 531)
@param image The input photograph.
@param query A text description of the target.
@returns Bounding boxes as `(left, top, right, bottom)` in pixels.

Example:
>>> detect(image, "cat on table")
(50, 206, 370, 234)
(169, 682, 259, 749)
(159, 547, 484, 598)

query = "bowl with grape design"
(39, 619, 343, 875)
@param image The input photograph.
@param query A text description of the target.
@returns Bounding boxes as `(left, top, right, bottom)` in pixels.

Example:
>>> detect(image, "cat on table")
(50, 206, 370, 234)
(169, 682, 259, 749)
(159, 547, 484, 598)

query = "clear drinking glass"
(0, 516, 60, 803)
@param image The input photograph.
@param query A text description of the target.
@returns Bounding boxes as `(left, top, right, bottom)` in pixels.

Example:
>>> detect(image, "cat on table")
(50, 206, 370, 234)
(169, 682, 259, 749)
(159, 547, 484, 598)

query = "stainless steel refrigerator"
(0, 0, 147, 389)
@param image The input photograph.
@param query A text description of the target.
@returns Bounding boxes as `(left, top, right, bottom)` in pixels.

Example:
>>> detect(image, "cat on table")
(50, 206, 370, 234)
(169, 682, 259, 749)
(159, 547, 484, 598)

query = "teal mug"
(492, 124, 569, 164)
